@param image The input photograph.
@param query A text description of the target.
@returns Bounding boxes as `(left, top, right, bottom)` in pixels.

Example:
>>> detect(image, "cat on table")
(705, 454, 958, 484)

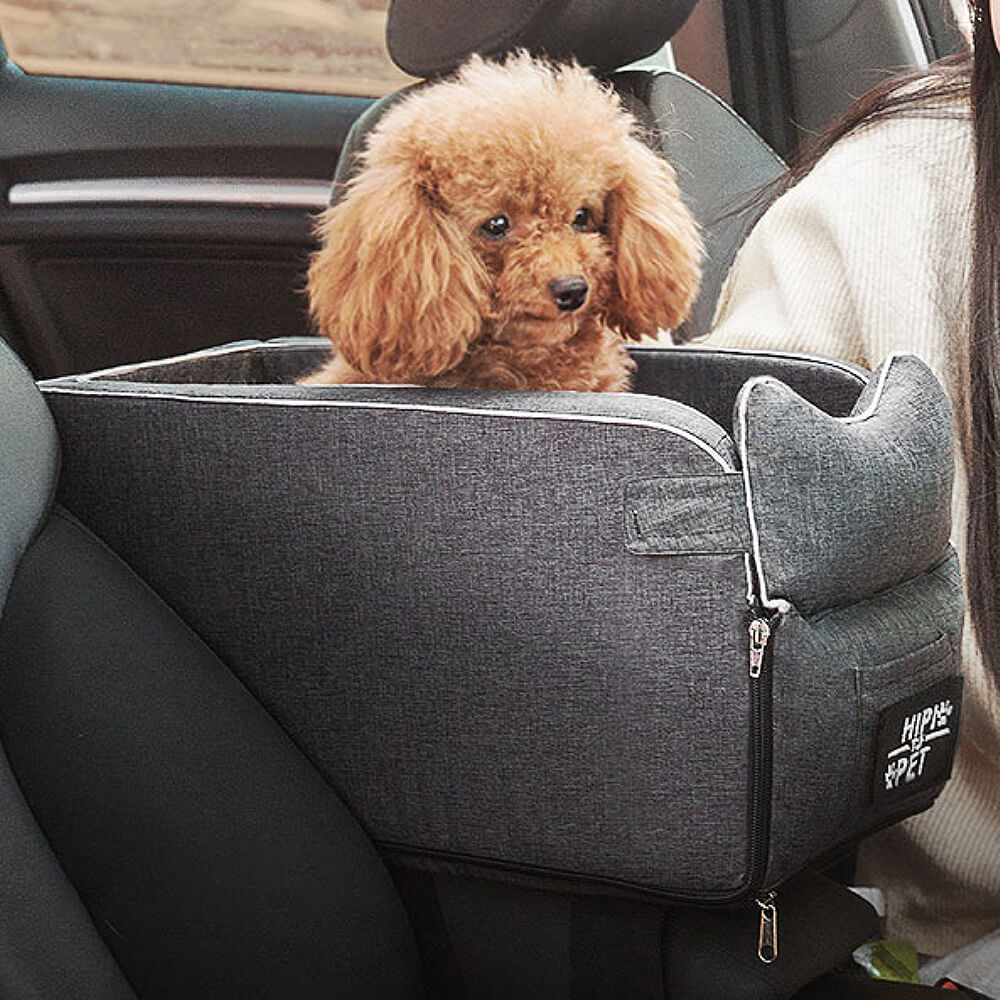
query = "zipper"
(747, 609, 779, 961)
(756, 890, 778, 963)
(749, 616, 771, 679)
(381, 609, 785, 925)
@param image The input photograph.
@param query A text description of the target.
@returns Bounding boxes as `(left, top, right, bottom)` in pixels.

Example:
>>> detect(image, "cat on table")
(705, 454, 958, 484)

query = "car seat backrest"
(912, 0, 967, 58)
(613, 70, 786, 339)
(784, 0, 933, 139)
(0, 345, 137, 999)
(384, 0, 696, 79)
(328, 0, 785, 340)
(0, 337, 425, 999)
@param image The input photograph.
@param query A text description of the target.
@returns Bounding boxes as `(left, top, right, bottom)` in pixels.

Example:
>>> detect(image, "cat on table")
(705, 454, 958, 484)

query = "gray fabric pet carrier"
(40, 338, 964, 905)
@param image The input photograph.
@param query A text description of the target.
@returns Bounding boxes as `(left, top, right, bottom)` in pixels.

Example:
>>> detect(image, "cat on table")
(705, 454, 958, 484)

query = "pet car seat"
(39, 336, 962, 998)
(0, 334, 931, 999)
(331, 0, 786, 341)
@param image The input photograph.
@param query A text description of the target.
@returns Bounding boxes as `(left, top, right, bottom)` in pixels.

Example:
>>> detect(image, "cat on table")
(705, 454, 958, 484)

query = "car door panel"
(0, 44, 367, 377)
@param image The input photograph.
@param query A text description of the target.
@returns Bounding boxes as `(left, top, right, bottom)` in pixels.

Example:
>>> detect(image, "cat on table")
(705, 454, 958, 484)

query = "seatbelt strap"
(389, 867, 467, 997)
(721, 0, 797, 158)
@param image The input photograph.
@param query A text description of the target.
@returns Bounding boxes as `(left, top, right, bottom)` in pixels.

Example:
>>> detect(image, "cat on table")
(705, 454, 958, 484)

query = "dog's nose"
(549, 275, 588, 312)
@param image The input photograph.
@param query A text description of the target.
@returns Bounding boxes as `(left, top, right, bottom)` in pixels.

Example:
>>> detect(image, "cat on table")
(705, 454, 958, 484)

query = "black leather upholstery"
(330, 86, 420, 206)
(386, 0, 698, 78)
(0, 738, 136, 999)
(0, 507, 424, 999)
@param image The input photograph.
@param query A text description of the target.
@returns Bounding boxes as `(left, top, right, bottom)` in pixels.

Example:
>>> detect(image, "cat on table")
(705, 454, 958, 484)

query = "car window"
(0, 0, 414, 97)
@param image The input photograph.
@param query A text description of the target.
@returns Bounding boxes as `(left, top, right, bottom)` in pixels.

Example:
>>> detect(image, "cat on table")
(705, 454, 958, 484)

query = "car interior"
(0, 1, 976, 998)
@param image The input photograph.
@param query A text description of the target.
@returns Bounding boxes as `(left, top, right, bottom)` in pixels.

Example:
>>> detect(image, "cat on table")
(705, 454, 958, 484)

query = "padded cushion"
(631, 344, 865, 427)
(0, 340, 58, 613)
(386, 0, 697, 78)
(738, 353, 954, 614)
(0, 508, 424, 1000)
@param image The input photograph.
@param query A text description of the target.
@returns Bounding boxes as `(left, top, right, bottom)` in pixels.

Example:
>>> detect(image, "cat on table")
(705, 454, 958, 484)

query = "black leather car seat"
(0, 339, 423, 998)
(330, 0, 786, 340)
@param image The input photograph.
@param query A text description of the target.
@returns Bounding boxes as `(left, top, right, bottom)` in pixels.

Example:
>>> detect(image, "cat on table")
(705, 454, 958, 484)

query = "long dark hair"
(967, 0, 1000, 692)
(783, 51, 971, 187)
(733, 7, 1000, 690)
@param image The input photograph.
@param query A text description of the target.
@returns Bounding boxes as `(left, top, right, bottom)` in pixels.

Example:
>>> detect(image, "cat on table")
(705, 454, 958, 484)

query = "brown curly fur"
(301, 53, 703, 392)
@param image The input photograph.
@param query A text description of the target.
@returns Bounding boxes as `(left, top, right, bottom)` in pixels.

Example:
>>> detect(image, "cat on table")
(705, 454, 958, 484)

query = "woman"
(703, 1, 1000, 961)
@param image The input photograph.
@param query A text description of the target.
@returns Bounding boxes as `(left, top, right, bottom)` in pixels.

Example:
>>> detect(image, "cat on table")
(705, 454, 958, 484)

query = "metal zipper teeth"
(746, 610, 778, 895)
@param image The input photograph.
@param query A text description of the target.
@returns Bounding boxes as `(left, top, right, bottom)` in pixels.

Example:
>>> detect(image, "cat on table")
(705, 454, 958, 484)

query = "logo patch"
(873, 676, 963, 805)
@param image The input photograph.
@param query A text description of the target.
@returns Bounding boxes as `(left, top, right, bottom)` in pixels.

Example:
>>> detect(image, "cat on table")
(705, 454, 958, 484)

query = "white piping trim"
(838, 352, 904, 424)
(743, 552, 756, 605)
(8, 177, 331, 210)
(635, 343, 869, 384)
(736, 376, 776, 608)
(39, 384, 739, 473)
(81, 341, 873, 391)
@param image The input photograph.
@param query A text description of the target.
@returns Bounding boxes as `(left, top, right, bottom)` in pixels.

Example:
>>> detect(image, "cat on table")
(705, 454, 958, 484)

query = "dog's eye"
(479, 214, 511, 239)
(572, 207, 593, 231)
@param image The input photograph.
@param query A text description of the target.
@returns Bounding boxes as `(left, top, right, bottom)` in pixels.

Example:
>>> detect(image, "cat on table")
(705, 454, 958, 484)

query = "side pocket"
(855, 633, 963, 818)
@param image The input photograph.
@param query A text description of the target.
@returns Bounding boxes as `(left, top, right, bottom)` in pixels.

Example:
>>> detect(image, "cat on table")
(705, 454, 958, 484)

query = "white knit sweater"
(706, 102, 1000, 957)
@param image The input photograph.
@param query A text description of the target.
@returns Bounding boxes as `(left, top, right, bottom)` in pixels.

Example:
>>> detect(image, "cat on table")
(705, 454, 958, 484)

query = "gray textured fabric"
(42, 340, 963, 901)
(739, 354, 954, 615)
(47, 350, 754, 896)
(625, 474, 749, 555)
(49, 395, 754, 894)
(52, 337, 872, 467)
(0, 341, 58, 614)
(765, 551, 963, 886)
(633, 344, 867, 427)
(44, 344, 741, 474)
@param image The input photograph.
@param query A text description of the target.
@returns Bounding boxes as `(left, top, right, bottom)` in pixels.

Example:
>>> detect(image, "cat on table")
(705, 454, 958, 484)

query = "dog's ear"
(308, 156, 489, 381)
(604, 137, 703, 341)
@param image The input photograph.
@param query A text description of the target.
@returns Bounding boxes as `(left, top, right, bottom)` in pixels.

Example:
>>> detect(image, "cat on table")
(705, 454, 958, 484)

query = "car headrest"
(386, 0, 698, 78)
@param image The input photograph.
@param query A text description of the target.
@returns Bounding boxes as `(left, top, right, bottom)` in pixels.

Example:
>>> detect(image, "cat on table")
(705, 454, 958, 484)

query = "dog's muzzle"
(549, 275, 588, 312)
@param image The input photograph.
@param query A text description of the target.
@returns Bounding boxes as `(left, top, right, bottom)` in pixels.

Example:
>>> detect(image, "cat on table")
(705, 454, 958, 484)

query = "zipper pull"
(748, 617, 772, 679)
(756, 891, 778, 963)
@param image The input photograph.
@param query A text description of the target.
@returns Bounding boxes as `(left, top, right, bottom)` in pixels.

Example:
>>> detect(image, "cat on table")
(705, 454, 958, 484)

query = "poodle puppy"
(301, 53, 702, 392)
